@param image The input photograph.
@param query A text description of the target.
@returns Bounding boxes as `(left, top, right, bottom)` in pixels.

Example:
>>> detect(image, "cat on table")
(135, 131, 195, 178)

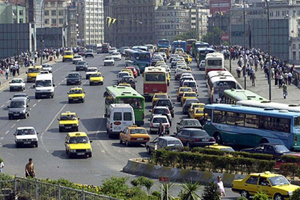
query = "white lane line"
(6, 101, 10, 103)
(11, 124, 15, 128)
(1, 105, 4, 108)
(0, 137, 3, 140)
(5, 130, 9, 135)
(38, 99, 41, 102)
(27, 86, 31, 89)
(40, 104, 67, 153)
(32, 103, 37, 107)
(17, 119, 20, 122)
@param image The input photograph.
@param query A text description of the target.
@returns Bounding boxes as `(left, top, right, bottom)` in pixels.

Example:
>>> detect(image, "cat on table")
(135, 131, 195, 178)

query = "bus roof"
(205, 52, 224, 59)
(197, 47, 215, 52)
(106, 85, 144, 98)
(208, 70, 233, 79)
(125, 49, 149, 54)
(144, 67, 166, 73)
(237, 100, 300, 112)
(210, 75, 239, 83)
(223, 89, 267, 101)
(205, 104, 300, 118)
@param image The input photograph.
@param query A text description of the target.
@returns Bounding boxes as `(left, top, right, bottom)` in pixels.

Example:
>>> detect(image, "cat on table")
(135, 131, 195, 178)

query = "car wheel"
(24, 113, 27, 119)
(68, 100, 72, 104)
(146, 146, 151, 154)
(82, 99, 85, 103)
(16, 143, 19, 148)
(186, 142, 190, 148)
(35, 143, 38, 148)
(59, 127, 62, 132)
(240, 190, 249, 198)
(125, 141, 130, 147)
(274, 194, 283, 200)
(120, 139, 123, 144)
(214, 133, 223, 145)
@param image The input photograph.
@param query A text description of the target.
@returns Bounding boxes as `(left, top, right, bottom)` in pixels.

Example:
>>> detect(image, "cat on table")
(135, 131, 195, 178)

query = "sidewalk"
(0, 57, 60, 91)
(225, 59, 300, 104)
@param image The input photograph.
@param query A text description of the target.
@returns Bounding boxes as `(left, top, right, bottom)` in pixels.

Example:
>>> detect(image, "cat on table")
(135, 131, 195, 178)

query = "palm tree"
(162, 183, 175, 200)
(179, 181, 201, 200)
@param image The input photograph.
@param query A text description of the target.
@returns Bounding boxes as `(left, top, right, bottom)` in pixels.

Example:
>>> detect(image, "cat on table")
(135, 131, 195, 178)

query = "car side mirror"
(149, 110, 152, 112)
(9, 98, 12, 100)
(53, 84, 55, 87)
(104, 114, 107, 118)
(37, 132, 39, 135)
(33, 85, 35, 88)
(13, 133, 16, 136)
(177, 122, 180, 125)
(65, 141, 69, 144)
(7, 106, 9, 108)
(90, 141, 93, 143)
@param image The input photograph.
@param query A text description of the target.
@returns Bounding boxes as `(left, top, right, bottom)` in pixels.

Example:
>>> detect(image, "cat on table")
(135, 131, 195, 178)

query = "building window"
(19, 10, 23, 16)
(276, 11, 280, 16)
(45, 19, 49, 24)
(282, 11, 287, 16)
(45, 10, 49, 16)
(19, 18, 23, 23)
(51, 19, 56, 26)
(293, 44, 296, 49)
(51, 10, 56, 16)
(293, 51, 296, 60)
(59, 18, 64, 24)
(59, 10, 64, 16)
(270, 12, 273, 17)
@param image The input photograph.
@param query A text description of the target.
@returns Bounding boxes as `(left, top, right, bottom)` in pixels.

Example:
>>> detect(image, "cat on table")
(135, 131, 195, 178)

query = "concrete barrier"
(123, 158, 246, 187)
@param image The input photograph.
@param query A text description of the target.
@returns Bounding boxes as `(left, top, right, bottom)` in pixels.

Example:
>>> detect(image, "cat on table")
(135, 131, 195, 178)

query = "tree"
(253, 191, 269, 200)
(291, 188, 300, 200)
(161, 183, 175, 200)
(201, 182, 221, 200)
(179, 181, 201, 200)
(174, 30, 197, 41)
(130, 176, 154, 194)
(202, 28, 223, 45)
(101, 176, 129, 198)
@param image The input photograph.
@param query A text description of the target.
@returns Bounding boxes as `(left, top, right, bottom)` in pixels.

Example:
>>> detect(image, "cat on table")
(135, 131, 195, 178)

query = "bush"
(237, 197, 248, 200)
(101, 176, 129, 198)
(279, 163, 299, 178)
(201, 182, 220, 200)
(130, 176, 154, 194)
(291, 188, 300, 200)
(253, 191, 269, 200)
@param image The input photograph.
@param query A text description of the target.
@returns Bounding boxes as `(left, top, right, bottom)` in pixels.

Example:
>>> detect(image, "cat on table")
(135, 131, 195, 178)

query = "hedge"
(152, 150, 276, 174)
(191, 147, 274, 160)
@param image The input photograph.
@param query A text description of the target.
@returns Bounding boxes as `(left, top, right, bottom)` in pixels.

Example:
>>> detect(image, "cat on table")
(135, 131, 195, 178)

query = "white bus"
(207, 75, 242, 103)
(205, 52, 225, 75)
(207, 70, 233, 80)
(237, 100, 300, 113)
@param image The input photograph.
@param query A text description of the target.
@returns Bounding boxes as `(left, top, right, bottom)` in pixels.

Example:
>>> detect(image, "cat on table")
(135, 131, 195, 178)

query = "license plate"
(65, 127, 71, 129)
(137, 138, 143, 141)
(77, 153, 85, 155)
(115, 126, 121, 130)
(14, 114, 20, 116)
(202, 139, 209, 142)
(24, 142, 31, 144)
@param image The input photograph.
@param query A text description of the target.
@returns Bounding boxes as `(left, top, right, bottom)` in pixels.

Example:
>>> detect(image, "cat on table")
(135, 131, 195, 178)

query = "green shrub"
(291, 188, 300, 200)
(279, 163, 299, 178)
(253, 191, 269, 200)
(201, 182, 220, 200)
(237, 197, 248, 200)
(101, 176, 129, 198)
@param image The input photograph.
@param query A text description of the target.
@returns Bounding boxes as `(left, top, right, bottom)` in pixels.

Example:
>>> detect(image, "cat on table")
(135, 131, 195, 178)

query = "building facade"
(77, 0, 104, 46)
(44, 0, 71, 28)
(0, 2, 26, 24)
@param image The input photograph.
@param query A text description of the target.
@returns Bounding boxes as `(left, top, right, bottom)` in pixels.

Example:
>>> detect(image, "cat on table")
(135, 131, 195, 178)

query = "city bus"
(222, 89, 267, 104)
(207, 74, 242, 103)
(205, 52, 225, 75)
(196, 48, 215, 68)
(143, 67, 167, 101)
(186, 39, 197, 53)
(191, 42, 210, 58)
(203, 104, 300, 150)
(124, 49, 151, 73)
(171, 40, 187, 53)
(104, 85, 145, 125)
(157, 39, 171, 51)
(237, 100, 300, 112)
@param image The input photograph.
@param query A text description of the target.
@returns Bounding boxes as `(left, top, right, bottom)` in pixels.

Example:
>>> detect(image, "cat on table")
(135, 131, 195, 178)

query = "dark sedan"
(241, 143, 297, 157)
(173, 128, 215, 148)
(76, 61, 88, 71)
(66, 72, 82, 85)
(176, 119, 202, 132)
(182, 99, 200, 114)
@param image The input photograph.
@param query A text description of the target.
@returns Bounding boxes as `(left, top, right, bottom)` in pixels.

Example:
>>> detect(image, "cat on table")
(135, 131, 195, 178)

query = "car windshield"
(184, 93, 196, 97)
(154, 94, 167, 99)
(60, 115, 77, 120)
(74, 56, 81, 59)
(153, 117, 167, 123)
(195, 109, 203, 113)
(16, 129, 35, 135)
(68, 73, 80, 78)
(10, 101, 25, 108)
(90, 73, 101, 77)
(13, 94, 26, 98)
(105, 57, 113, 60)
(12, 79, 22, 83)
(77, 61, 85, 65)
(157, 100, 171, 107)
(269, 176, 290, 186)
(118, 97, 143, 109)
(69, 136, 88, 144)
(119, 73, 129, 78)
(28, 68, 40, 73)
(180, 88, 192, 92)
(154, 108, 168, 114)
(64, 52, 73, 55)
(184, 120, 201, 126)
(130, 129, 147, 134)
(69, 89, 83, 94)
(112, 53, 119, 55)
(121, 77, 134, 83)
(183, 82, 196, 87)
(274, 145, 290, 153)
(185, 99, 199, 105)
(87, 68, 97, 72)
(36, 80, 52, 87)
(220, 147, 235, 152)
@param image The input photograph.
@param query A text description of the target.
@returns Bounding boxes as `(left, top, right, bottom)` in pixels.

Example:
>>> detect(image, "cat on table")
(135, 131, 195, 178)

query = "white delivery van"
(34, 73, 55, 99)
(105, 104, 135, 138)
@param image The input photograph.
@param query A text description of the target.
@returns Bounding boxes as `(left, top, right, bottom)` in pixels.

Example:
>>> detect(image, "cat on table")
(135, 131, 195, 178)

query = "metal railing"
(0, 176, 119, 200)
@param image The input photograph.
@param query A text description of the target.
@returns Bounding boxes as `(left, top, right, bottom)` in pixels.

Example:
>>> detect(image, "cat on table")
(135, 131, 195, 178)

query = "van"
(8, 97, 30, 119)
(62, 51, 74, 62)
(105, 104, 135, 138)
(33, 73, 55, 99)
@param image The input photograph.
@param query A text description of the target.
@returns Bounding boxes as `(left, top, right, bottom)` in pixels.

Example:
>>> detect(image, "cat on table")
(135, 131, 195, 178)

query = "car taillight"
(168, 110, 170, 114)
(295, 136, 298, 141)
(194, 139, 200, 142)
(110, 123, 112, 129)
(114, 121, 121, 125)
(210, 138, 216, 142)
(130, 138, 137, 141)
(150, 123, 153, 127)
(167, 124, 170, 127)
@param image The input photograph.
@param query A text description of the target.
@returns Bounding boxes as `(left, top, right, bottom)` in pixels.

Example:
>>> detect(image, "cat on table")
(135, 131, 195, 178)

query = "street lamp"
(243, 0, 247, 89)
(229, 8, 232, 73)
(265, 0, 271, 100)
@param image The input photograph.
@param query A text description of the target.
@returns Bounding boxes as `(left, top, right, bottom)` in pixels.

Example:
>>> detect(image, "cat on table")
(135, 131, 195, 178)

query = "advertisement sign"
(210, 0, 231, 15)
(159, 176, 170, 183)
(221, 34, 229, 41)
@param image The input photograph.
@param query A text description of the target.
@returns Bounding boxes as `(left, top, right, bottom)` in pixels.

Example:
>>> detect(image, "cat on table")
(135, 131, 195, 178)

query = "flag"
(106, 17, 116, 28)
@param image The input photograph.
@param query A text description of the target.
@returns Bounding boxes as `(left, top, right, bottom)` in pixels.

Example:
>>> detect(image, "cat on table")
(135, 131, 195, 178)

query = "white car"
(14, 127, 39, 148)
(42, 64, 52, 73)
(149, 115, 171, 135)
(10, 78, 25, 91)
(160, 65, 171, 74)
(85, 67, 98, 79)
(72, 55, 83, 64)
(199, 60, 205, 70)
(103, 56, 115, 66)
(149, 106, 172, 124)
(111, 52, 122, 61)
(158, 52, 167, 62)
(108, 47, 118, 54)
(117, 71, 130, 83)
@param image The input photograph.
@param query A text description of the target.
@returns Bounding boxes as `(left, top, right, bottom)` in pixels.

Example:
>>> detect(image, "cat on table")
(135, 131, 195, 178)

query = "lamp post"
(243, 0, 247, 89)
(229, 8, 232, 73)
(265, 0, 271, 100)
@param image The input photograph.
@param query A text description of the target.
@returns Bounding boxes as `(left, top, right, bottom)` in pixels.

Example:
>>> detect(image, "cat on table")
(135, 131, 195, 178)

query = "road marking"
(27, 86, 31, 89)
(40, 104, 67, 153)
(0, 137, 3, 140)
(38, 99, 41, 102)
(11, 124, 15, 128)
(32, 103, 37, 107)
(6, 101, 10, 103)
(1, 105, 4, 108)
(5, 130, 9, 135)
(17, 119, 20, 122)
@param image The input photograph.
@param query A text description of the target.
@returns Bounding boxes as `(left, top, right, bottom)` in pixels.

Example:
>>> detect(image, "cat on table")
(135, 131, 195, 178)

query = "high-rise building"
(43, 0, 71, 28)
(0, 2, 26, 24)
(77, 0, 104, 46)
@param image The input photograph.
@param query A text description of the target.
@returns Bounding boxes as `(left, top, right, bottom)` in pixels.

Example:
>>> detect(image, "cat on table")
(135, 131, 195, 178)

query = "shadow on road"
(81, 118, 106, 132)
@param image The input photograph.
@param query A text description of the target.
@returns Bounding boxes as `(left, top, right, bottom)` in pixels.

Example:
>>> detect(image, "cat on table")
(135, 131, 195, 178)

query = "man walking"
(282, 83, 288, 99)
(215, 176, 226, 199)
(25, 158, 35, 178)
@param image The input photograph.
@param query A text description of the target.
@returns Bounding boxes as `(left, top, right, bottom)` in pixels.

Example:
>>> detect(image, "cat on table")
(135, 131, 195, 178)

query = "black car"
(173, 128, 215, 148)
(119, 76, 136, 89)
(176, 119, 202, 132)
(154, 98, 174, 117)
(241, 143, 297, 157)
(182, 99, 200, 114)
(146, 136, 184, 154)
(66, 72, 82, 85)
(85, 49, 94, 58)
(76, 61, 88, 71)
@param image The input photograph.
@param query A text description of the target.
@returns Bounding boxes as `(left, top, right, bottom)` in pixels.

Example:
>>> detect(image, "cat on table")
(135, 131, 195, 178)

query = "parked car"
(146, 136, 184, 154)
(173, 128, 215, 148)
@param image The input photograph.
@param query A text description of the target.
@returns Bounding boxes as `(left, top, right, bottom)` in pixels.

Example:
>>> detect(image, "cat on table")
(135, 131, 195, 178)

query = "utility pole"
(229, 8, 231, 73)
(243, 0, 247, 89)
(266, 0, 271, 100)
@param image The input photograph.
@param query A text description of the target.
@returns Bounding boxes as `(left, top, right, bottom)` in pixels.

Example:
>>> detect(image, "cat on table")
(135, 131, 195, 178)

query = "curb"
(123, 158, 246, 187)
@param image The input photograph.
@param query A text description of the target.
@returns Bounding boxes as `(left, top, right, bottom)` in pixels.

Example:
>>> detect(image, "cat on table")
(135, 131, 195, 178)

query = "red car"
(126, 67, 138, 78)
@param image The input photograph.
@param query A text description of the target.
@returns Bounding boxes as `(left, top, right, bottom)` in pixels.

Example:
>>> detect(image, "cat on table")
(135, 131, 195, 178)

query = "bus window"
(145, 73, 166, 82)
(207, 60, 222, 66)
(119, 97, 143, 109)
(245, 114, 259, 128)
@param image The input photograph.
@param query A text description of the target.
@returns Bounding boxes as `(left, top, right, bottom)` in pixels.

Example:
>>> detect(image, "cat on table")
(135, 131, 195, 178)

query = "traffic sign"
(159, 176, 170, 183)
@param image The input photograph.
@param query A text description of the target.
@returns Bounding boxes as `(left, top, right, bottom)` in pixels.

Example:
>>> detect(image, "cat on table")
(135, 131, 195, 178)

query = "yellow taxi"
(58, 111, 79, 132)
(62, 50, 74, 62)
(155, 61, 166, 67)
(119, 126, 150, 146)
(68, 87, 85, 103)
(158, 48, 170, 58)
(181, 92, 197, 105)
(205, 143, 235, 152)
(179, 53, 192, 64)
(191, 108, 206, 120)
(232, 171, 299, 199)
(177, 87, 193, 102)
(65, 132, 92, 158)
(26, 66, 42, 82)
(152, 92, 169, 107)
(89, 72, 104, 85)
(121, 68, 134, 77)
(188, 103, 205, 118)
(118, 82, 131, 87)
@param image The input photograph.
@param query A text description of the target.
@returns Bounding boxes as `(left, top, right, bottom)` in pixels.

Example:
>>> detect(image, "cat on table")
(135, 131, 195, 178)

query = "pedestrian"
(275, 72, 278, 85)
(5, 67, 9, 80)
(252, 73, 256, 87)
(288, 72, 292, 85)
(0, 161, 4, 173)
(158, 122, 165, 137)
(283, 83, 288, 99)
(215, 176, 226, 199)
(278, 73, 283, 88)
(25, 158, 35, 178)
(284, 72, 288, 84)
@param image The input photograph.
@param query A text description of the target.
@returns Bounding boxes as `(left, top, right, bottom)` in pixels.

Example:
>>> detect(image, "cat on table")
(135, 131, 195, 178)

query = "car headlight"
(72, 124, 78, 126)
(288, 191, 293, 196)
(32, 138, 37, 141)
(86, 149, 91, 152)
(70, 149, 76, 153)
(59, 124, 64, 127)
(8, 111, 13, 114)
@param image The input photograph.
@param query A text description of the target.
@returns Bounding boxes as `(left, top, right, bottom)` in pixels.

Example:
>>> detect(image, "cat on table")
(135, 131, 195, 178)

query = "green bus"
(221, 89, 267, 104)
(104, 85, 145, 125)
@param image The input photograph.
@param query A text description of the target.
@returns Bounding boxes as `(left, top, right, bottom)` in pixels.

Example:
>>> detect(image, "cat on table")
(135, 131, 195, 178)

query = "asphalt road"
(0, 54, 239, 199)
